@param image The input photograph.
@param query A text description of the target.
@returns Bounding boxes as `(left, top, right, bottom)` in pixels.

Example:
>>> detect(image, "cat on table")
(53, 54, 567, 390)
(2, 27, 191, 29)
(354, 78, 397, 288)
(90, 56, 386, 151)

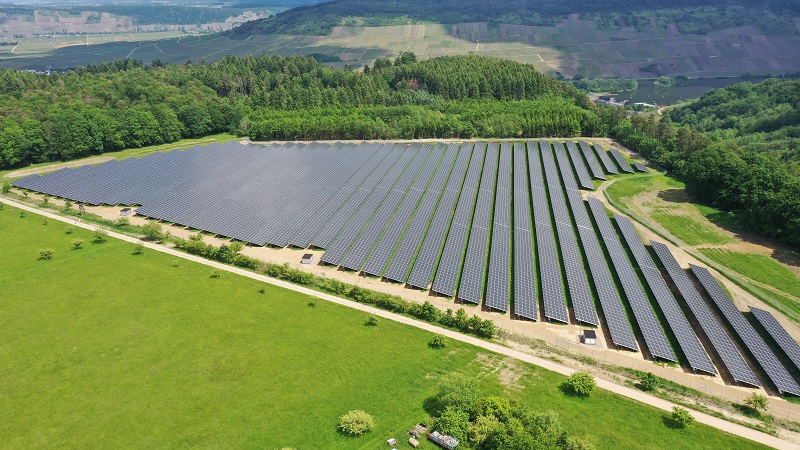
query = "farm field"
(0, 204, 770, 449)
(2, 18, 799, 77)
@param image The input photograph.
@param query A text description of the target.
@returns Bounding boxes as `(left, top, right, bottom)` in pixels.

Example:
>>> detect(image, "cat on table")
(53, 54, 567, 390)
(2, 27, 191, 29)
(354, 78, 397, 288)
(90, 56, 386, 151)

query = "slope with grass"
(0, 204, 767, 449)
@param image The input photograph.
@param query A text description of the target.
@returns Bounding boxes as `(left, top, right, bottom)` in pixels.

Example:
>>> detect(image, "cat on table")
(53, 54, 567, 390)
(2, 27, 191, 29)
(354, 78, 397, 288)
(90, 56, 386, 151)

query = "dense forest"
(1, 53, 799, 246)
(227, 0, 800, 37)
(612, 78, 800, 245)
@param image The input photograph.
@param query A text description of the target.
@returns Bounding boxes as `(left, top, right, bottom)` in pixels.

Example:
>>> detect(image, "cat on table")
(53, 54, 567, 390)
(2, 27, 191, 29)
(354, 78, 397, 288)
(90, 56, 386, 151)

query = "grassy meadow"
(0, 205, 768, 449)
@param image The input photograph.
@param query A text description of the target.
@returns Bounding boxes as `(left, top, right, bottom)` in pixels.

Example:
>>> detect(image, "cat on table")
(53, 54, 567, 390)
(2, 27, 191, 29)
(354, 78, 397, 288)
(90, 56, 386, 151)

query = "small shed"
(584, 329, 597, 345)
(300, 253, 314, 264)
(409, 437, 420, 448)
(120, 207, 131, 217)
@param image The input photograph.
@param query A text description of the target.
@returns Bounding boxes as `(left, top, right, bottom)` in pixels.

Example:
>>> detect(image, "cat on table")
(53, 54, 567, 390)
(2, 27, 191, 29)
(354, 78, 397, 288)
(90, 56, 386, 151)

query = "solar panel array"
(554, 147, 637, 349)
(614, 217, 716, 374)
(651, 241, 758, 386)
(691, 265, 800, 396)
(24, 140, 800, 389)
(543, 142, 598, 326)
(430, 143, 485, 296)
(457, 143, 499, 304)
(578, 141, 606, 180)
(484, 143, 512, 312)
(406, 144, 474, 289)
(383, 144, 460, 283)
(592, 143, 619, 175)
(529, 142, 568, 323)
(750, 307, 800, 374)
(633, 162, 649, 173)
(512, 143, 538, 320)
(608, 147, 635, 174)
(587, 198, 676, 362)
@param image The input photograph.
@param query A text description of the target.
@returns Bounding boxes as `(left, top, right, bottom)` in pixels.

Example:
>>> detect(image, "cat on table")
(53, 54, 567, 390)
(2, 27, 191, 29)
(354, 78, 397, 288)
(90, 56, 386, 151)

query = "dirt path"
(1, 195, 795, 449)
(4, 156, 113, 179)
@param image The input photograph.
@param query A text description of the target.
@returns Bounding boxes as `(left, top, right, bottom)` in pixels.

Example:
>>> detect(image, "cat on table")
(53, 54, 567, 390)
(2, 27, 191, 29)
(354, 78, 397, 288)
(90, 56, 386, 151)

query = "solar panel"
(484, 142, 512, 312)
(429, 143, 486, 296)
(578, 141, 606, 180)
(592, 143, 619, 175)
(608, 147, 634, 174)
(651, 241, 758, 385)
(544, 142, 598, 326)
(614, 216, 716, 374)
(587, 198, 676, 362)
(750, 307, 800, 374)
(529, 141, 568, 323)
(633, 162, 649, 173)
(691, 264, 800, 396)
(564, 141, 595, 190)
(512, 142, 537, 321)
(383, 143, 460, 283)
(407, 143, 474, 290)
(457, 143, 499, 305)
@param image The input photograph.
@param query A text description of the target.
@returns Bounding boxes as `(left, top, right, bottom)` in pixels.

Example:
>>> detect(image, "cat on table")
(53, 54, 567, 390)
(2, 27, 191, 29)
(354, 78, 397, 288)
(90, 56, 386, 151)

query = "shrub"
(115, 217, 130, 227)
(210, 270, 221, 278)
(338, 410, 375, 436)
(563, 372, 596, 397)
(435, 374, 480, 414)
(132, 244, 144, 255)
(744, 392, 768, 412)
(93, 228, 108, 243)
(64, 226, 74, 234)
(72, 240, 84, 250)
(428, 334, 446, 348)
(434, 406, 470, 441)
(670, 406, 694, 429)
(41, 195, 49, 205)
(473, 396, 511, 421)
(141, 221, 163, 241)
(38, 249, 53, 260)
(42, 218, 47, 225)
(639, 372, 658, 391)
(19, 211, 25, 218)
(63, 199, 73, 210)
(1, 182, 10, 194)
(364, 315, 378, 326)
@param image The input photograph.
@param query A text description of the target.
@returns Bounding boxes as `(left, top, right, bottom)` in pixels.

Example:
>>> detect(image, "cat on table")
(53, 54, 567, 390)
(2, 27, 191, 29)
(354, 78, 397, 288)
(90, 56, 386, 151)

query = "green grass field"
(0, 205, 767, 449)
(699, 249, 800, 304)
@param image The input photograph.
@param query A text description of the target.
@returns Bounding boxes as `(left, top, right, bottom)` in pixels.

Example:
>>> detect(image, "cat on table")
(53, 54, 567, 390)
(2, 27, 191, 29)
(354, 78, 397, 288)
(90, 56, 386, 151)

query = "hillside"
(228, 0, 800, 37)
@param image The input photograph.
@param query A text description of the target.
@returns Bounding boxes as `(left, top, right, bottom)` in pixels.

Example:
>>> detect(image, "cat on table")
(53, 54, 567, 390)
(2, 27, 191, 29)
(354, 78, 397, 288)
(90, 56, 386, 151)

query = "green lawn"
(699, 249, 800, 305)
(0, 205, 767, 449)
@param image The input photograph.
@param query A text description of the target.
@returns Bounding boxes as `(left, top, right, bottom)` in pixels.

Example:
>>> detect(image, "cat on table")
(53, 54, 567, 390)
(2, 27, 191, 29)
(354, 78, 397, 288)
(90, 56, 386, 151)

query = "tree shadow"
(422, 395, 444, 417)
(732, 403, 761, 419)
(661, 415, 683, 430)
(657, 188, 690, 204)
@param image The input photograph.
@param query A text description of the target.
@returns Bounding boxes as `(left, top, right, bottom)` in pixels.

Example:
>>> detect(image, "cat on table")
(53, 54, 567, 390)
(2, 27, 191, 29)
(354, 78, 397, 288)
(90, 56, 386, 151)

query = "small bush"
(744, 392, 768, 412)
(42, 218, 47, 225)
(563, 371, 596, 397)
(19, 211, 26, 218)
(639, 372, 658, 391)
(64, 226, 74, 234)
(142, 221, 163, 241)
(171, 260, 179, 267)
(63, 199, 73, 210)
(428, 334, 446, 348)
(210, 270, 221, 278)
(93, 228, 108, 243)
(115, 217, 130, 227)
(1, 182, 10, 194)
(365, 315, 379, 326)
(72, 240, 84, 250)
(41, 195, 49, 205)
(258, 288, 266, 294)
(132, 244, 144, 255)
(338, 410, 375, 436)
(38, 249, 53, 260)
(670, 406, 694, 429)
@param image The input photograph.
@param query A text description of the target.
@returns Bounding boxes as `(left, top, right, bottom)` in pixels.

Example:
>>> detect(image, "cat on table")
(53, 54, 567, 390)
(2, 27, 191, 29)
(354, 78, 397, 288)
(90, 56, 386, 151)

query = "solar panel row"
(614, 218, 716, 374)
(528, 141, 568, 323)
(564, 141, 595, 190)
(587, 198, 676, 362)
(633, 162, 649, 173)
(512, 142, 538, 321)
(544, 142, 598, 326)
(608, 147, 635, 174)
(691, 265, 800, 396)
(749, 307, 800, 374)
(457, 143, 500, 304)
(383, 143, 461, 283)
(578, 141, 606, 180)
(650, 241, 757, 385)
(591, 143, 619, 175)
(484, 143, 512, 312)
